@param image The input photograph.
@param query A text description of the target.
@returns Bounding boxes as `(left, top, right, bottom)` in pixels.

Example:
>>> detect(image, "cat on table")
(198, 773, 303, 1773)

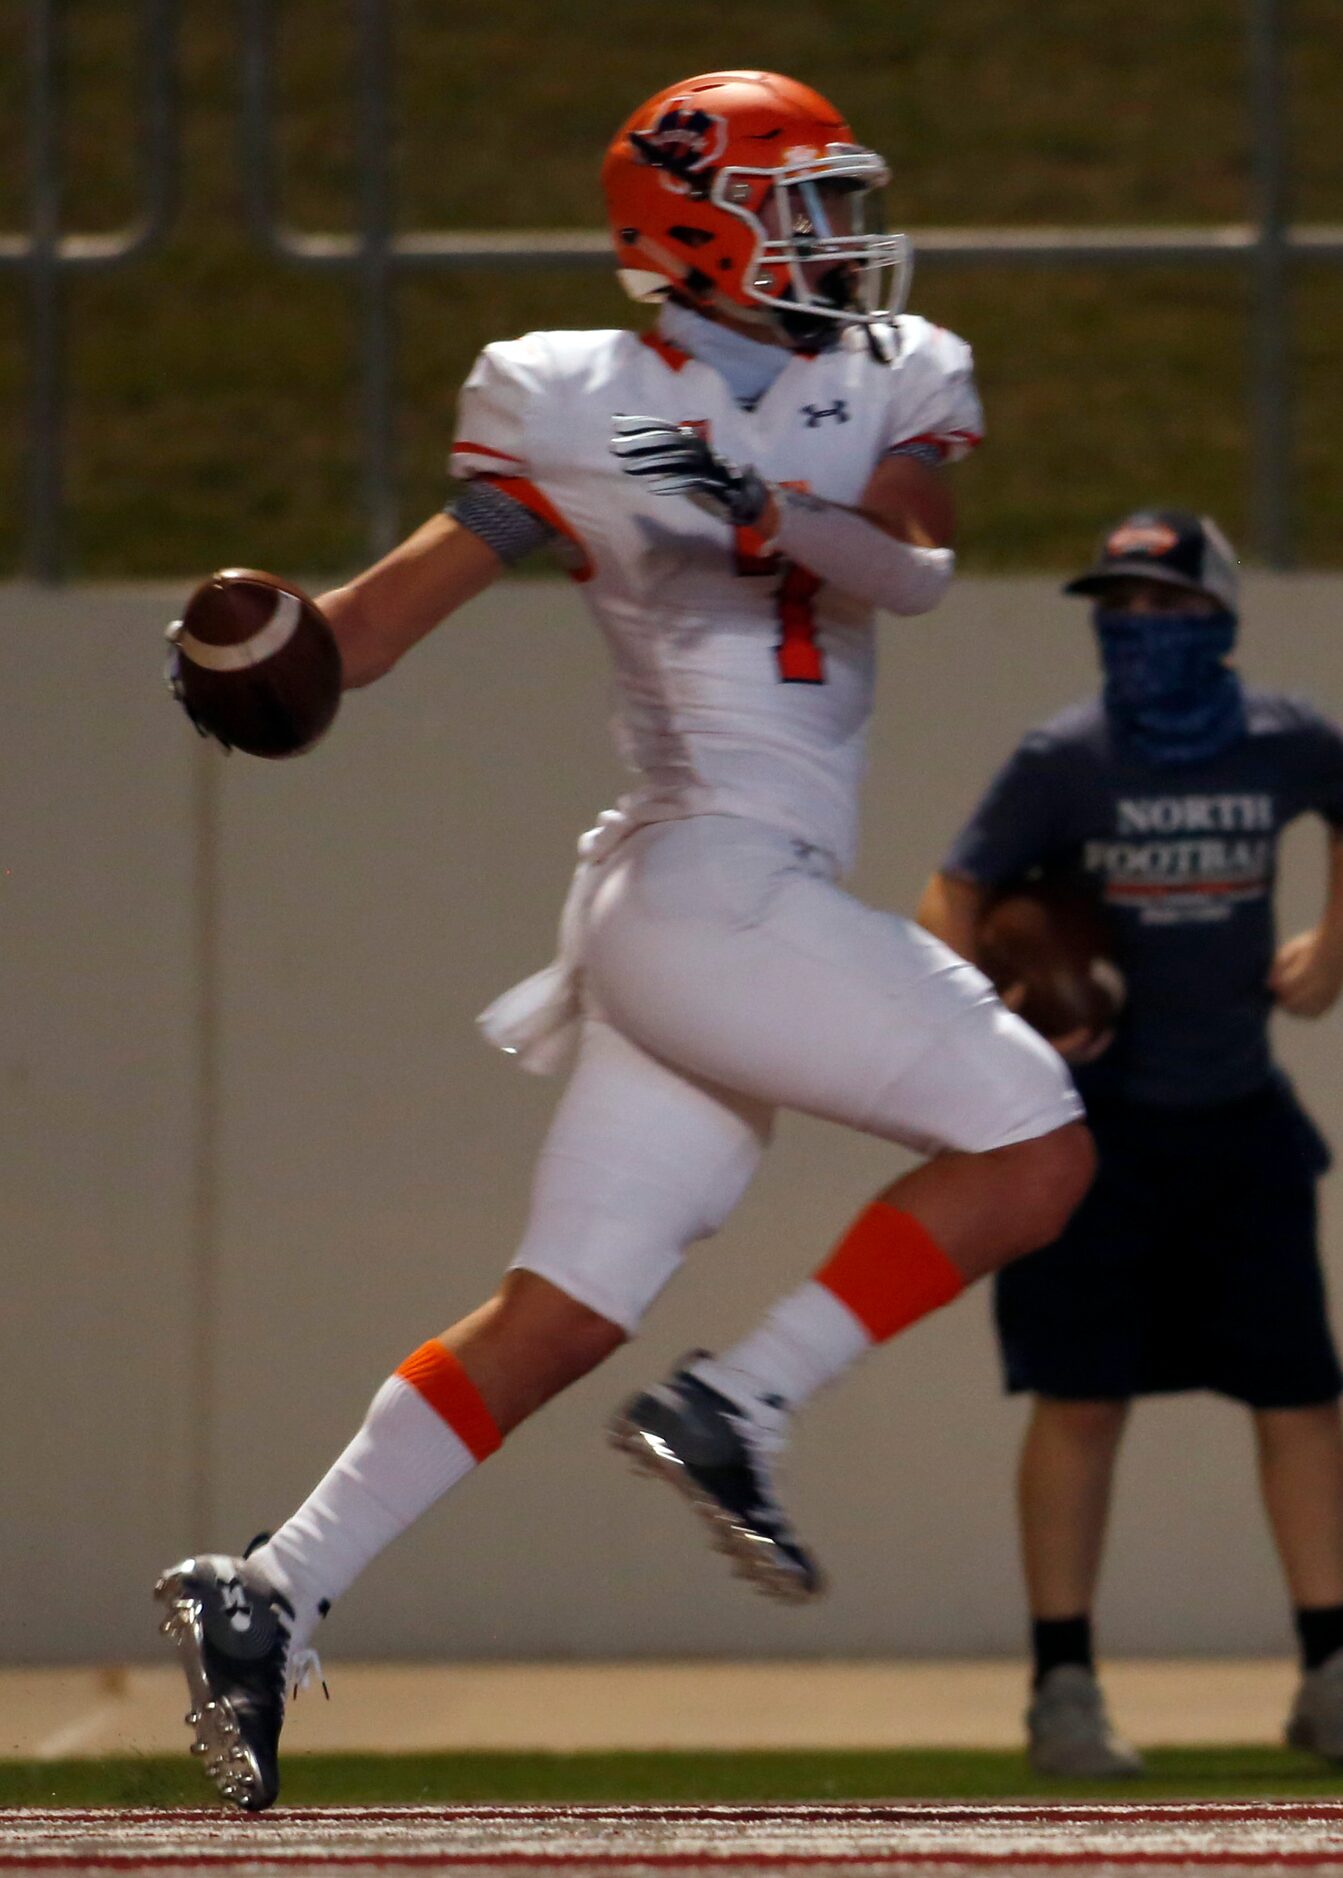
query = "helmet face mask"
(714, 152, 910, 336)
(603, 72, 911, 348)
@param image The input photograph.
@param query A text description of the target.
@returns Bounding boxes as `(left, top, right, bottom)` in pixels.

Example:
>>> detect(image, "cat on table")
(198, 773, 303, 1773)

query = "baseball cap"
(1064, 508, 1239, 614)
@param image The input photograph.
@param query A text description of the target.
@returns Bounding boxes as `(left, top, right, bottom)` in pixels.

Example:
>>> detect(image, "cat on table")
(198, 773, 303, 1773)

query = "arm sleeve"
(883, 317, 985, 467)
(448, 479, 556, 564)
(941, 734, 1073, 884)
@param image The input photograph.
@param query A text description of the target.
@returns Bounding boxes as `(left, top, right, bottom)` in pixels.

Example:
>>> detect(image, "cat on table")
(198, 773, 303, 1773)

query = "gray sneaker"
(1027, 1664, 1146, 1778)
(1286, 1648, 1343, 1761)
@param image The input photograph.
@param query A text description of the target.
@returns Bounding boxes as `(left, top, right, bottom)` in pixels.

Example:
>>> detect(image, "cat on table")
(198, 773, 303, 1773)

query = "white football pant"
(510, 815, 1082, 1332)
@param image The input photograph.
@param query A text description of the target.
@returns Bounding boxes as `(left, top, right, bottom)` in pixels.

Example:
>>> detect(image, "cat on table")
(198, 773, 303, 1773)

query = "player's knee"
(492, 1268, 627, 1371)
(1007, 1120, 1096, 1252)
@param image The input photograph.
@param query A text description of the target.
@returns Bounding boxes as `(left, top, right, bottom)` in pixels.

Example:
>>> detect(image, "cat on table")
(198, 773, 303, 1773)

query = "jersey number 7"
(734, 487, 824, 685)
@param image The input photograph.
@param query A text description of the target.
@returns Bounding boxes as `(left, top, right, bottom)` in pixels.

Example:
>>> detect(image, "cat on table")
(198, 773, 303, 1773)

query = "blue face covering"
(1094, 604, 1246, 766)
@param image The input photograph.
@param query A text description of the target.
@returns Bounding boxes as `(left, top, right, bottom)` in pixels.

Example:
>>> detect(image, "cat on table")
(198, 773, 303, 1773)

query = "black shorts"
(994, 1075, 1342, 1409)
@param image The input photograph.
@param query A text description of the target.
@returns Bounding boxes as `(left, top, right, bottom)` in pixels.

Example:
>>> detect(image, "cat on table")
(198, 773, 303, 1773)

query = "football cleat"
(609, 1359, 822, 1602)
(1286, 1648, 1343, 1762)
(154, 1554, 318, 1811)
(1027, 1665, 1145, 1778)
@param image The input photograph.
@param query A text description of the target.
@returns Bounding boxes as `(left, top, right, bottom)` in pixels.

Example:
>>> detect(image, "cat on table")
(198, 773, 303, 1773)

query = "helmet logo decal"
(1107, 521, 1179, 557)
(629, 105, 728, 192)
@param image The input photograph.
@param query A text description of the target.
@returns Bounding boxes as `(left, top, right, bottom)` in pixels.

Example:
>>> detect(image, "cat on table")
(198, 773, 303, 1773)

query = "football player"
(919, 510, 1343, 1775)
(155, 70, 1092, 1810)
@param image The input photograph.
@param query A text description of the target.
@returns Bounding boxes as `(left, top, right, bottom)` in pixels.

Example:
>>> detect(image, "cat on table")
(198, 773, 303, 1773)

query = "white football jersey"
(451, 315, 982, 873)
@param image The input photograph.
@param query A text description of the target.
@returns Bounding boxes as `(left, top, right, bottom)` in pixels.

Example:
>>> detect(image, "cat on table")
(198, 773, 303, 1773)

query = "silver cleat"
(610, 1363, 822, 1603)
(154, 1557, 291, 1811)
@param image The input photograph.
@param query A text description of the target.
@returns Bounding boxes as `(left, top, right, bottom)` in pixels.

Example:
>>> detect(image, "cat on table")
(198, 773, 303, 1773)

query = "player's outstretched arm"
(1271, 827, 1343, 1018)
(318, 512, 505, 690)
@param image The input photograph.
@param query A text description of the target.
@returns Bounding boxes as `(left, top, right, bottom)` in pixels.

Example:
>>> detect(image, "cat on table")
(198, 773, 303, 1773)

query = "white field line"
(31, 1701, 130, 1762)
(5, 1803, 1343, 1870)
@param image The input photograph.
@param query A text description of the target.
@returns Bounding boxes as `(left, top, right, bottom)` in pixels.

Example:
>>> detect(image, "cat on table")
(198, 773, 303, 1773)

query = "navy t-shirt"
(943, 690, 1343, 1107)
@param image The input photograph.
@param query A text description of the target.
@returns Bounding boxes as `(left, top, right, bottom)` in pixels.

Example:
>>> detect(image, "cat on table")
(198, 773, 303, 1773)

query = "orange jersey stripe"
(396, 1340, 502, 1462)
(640, 330, 692, 372)
(455, 439, 525, 464)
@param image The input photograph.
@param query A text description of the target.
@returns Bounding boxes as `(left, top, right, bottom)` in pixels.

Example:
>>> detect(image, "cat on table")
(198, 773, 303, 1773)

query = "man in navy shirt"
(920, 509, 1343, 1775)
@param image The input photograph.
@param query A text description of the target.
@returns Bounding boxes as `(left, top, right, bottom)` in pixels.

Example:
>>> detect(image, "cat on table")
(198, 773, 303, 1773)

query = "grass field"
(2, 1, 1341, 579)
(4, 1746, 1343, 1810)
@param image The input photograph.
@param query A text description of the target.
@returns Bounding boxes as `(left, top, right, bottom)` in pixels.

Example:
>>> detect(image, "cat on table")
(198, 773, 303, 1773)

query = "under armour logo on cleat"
(202, 1575, 280, 1659)
(220, 1581, 254, 1632)
(800, 401, 850, 427)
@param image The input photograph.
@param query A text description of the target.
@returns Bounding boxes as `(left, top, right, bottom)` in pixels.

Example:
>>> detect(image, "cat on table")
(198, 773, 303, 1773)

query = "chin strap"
(863, 322, 893, 366)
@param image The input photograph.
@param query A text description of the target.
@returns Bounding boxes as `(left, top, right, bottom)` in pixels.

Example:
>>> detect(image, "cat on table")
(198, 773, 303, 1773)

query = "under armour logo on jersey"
(800, 401, 850, 427)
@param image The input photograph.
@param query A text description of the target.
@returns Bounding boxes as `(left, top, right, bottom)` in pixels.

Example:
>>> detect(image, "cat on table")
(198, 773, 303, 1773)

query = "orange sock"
(814, 1201, 965, 1343)
(396, 1339, 502, 1462)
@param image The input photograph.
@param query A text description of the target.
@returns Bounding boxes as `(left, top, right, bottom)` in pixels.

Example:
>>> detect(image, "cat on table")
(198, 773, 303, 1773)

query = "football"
(170, 568, 342, 758)
(976, 878, 1126, 1044)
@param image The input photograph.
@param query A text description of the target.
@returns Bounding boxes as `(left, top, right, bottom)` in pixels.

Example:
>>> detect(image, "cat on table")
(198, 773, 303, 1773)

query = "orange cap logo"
(1106, 521, 1180, 558)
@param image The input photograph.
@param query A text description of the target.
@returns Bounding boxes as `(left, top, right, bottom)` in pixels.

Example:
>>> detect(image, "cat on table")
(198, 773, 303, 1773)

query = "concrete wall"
(3, 573, 1342, 1664)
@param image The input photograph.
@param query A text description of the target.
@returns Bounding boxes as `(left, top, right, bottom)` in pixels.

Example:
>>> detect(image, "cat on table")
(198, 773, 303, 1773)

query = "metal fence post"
(8, 0, 177, 582)
(355, 0, 398, 560)
(188, 738, 222, 1550)
(24, 0, 64, 583)
(1247, 0, 1293, 568)
(242, 0, 401, 560)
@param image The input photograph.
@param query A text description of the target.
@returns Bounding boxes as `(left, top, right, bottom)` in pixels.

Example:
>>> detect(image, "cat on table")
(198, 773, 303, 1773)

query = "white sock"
(248, 1374, 481, 1650)
(692, 1282, 871, 1425)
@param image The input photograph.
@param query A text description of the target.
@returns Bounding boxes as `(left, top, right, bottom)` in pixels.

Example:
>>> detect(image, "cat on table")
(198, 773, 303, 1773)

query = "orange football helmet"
(602, 70, 910, 347)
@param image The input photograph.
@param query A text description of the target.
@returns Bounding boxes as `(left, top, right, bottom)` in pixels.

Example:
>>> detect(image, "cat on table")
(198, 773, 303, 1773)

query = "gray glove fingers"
(609, 426, 678, 448)
(610, 426, 683, 457)
(611, 413, 682, 437)
(612, 441, 692, 467)
(611, 437, 701, 468)
(609, 413, 762, 519)
(644, 474, 709, 496)
(619, 446, 706, 476)
(610, 415, 710, 466)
